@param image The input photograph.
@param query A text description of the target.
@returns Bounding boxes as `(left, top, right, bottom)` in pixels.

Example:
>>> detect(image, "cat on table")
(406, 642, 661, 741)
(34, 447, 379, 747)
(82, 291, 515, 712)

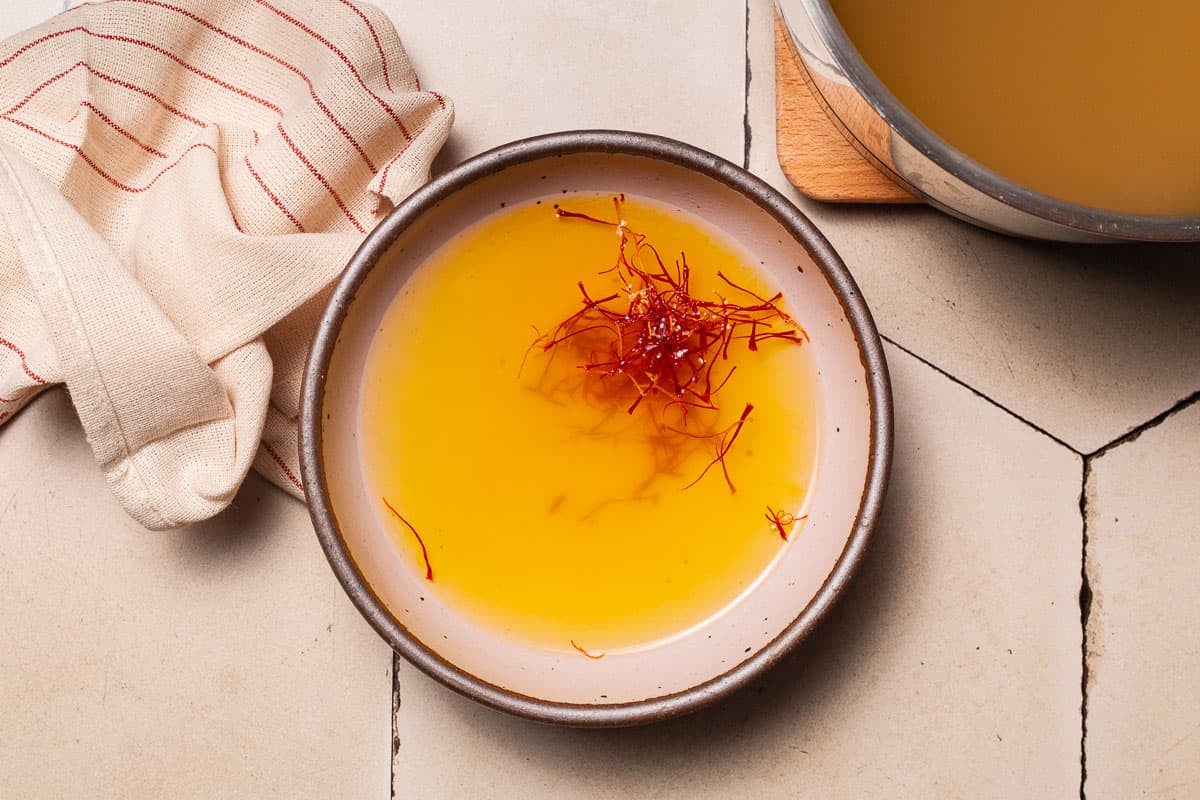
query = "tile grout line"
(1084, 388, 1200, 460)
(391, 652, 399, 800)
(742, 0, 752, 170)
(881, 333, 1200, 463)
(1079, 459, 1092, 800)
(879, 334, 1080, 454)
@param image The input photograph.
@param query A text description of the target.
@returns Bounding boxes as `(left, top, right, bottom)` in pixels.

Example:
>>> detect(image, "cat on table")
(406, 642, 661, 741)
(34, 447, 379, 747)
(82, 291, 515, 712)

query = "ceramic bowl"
(299, 130, 892, 726)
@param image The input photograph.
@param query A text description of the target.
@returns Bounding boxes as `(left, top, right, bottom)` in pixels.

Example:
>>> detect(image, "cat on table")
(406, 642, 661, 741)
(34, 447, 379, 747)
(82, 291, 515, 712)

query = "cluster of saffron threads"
(534, 196, 808, 494)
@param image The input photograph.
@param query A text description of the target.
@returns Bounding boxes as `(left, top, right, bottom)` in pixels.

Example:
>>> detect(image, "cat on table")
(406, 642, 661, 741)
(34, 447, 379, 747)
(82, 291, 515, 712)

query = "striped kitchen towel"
(0, 0, 452, 529)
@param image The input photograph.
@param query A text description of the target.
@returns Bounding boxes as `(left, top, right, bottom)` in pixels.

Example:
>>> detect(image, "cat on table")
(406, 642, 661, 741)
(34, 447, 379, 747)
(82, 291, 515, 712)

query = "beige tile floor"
(2, 1, 1198, 797)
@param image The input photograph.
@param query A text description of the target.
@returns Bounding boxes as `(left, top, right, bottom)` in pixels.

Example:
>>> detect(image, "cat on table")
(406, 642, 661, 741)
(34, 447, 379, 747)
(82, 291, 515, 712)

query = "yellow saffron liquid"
(360, 195, 818, 651)
(831, 0, 1200, 217)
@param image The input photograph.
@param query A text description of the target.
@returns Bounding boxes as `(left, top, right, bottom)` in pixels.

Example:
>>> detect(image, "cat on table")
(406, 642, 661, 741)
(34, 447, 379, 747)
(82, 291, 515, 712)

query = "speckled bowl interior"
(300, 132, 891, 726)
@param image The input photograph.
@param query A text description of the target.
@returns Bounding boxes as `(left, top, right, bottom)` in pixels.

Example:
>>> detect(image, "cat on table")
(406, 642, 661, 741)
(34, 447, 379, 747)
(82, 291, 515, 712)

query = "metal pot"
(776, 0, 1200, 243)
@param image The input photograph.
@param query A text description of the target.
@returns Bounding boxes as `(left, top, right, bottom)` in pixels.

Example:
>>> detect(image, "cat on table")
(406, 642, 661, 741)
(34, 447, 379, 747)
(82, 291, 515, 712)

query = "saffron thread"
(570, 640, 606, 659)
(382, 496, 434, 581)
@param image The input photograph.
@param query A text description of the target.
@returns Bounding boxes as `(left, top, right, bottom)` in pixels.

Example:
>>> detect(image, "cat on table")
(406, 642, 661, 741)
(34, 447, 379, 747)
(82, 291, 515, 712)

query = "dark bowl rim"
(298, 129, 894, 727)
(778, 0, 1200, 242)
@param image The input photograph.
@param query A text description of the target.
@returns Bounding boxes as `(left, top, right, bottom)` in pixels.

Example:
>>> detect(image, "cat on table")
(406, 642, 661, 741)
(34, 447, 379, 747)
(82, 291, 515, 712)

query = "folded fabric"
(0, 0, 452, 529)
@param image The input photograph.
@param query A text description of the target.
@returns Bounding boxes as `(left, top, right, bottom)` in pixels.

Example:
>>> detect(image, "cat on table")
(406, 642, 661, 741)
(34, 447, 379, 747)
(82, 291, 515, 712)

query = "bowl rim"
(777, 0, 1200, 242)
(299, 129, 893, 727)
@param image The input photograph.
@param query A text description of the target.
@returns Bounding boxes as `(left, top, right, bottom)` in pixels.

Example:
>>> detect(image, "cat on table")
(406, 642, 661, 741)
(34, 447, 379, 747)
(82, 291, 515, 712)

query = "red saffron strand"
(554, 207, 618, 226)
(690, 402, 754, 493)
(570, 640, 606, 659)
(382, 496, 434, 581)
(716, 270, 778, 305)
(765, 507, 808, 541)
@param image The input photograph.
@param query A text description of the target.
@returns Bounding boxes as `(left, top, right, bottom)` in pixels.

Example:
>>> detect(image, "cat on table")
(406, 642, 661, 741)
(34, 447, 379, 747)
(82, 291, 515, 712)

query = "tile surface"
(393, 343, 1083, 799)
(753, 0, 1200, 454)
(0, 0, 58, 37)
(382, 0, 746, 166)
(0, 390, 392, 799)
(7, 0, 1186, 796)
(1085, 401, 1200, 799)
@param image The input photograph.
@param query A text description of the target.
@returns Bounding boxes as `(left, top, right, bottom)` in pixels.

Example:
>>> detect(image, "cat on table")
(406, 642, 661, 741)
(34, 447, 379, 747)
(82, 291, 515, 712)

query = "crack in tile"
(880, 336, 1200, 466)
(742, 0, 752, 170)
(391, 652, 399, 800)
(880, 335, 1077, 452)
(1086, 389, 1200, 461)
(1079, 459, 1092, 800)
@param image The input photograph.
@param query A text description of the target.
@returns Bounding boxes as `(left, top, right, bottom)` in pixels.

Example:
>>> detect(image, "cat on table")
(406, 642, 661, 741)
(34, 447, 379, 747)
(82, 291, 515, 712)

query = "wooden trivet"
(774, 15, 917, 203)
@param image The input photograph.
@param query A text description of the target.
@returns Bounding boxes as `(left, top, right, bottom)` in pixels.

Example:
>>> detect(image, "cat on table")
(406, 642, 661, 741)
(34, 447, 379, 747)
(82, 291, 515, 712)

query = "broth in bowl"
(359, 193, 819, 654)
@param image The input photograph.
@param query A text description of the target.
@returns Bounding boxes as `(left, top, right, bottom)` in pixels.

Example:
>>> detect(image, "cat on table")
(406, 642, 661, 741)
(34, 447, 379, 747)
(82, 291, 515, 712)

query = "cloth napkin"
(0, 0, 452, 529)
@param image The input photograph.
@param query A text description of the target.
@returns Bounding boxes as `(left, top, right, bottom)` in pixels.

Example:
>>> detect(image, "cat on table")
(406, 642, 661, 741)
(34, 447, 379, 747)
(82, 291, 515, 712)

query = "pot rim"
(778, 0, 1200, 242)
(298, 130, 893, 727)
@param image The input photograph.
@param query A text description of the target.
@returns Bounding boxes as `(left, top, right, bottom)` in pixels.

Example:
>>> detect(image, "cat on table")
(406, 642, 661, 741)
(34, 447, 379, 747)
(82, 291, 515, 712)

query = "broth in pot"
(831, 0, 1200, 217)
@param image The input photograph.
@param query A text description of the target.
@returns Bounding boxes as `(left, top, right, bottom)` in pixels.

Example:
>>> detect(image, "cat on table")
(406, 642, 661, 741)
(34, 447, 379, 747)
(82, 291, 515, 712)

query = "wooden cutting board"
(774, 15, 917, 203)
